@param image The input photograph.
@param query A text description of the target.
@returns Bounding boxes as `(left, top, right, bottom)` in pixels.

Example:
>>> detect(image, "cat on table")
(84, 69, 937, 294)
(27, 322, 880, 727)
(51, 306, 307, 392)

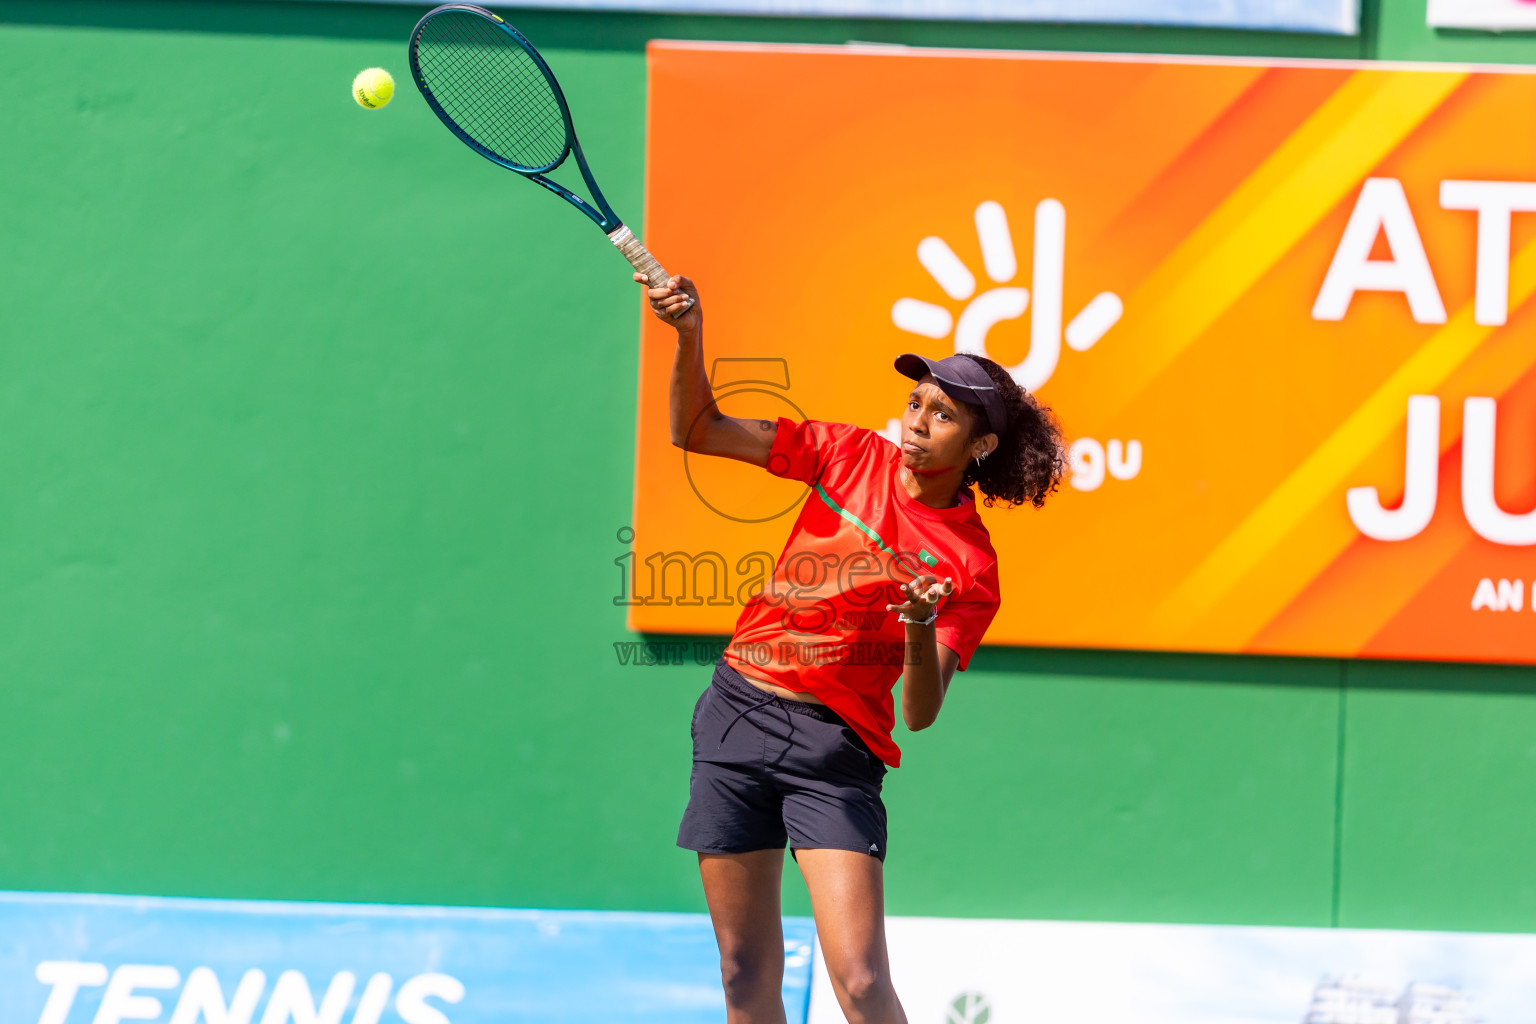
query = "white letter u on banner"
(1462, 396, 1536, 545)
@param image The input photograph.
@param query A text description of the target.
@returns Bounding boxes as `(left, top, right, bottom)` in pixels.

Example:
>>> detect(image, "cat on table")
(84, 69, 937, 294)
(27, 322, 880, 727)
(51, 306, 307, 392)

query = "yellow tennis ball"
(352, 67, 394, 110)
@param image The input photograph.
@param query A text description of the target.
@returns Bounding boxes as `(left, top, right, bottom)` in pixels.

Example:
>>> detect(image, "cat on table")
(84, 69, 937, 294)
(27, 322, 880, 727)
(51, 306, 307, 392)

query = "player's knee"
(718, 946, 781, 1005)
(832, 961, 889, 1009)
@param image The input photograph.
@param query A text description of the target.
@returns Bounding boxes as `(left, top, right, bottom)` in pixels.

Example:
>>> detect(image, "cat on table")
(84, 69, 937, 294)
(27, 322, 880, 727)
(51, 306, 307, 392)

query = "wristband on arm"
(898, 606, 939, 627)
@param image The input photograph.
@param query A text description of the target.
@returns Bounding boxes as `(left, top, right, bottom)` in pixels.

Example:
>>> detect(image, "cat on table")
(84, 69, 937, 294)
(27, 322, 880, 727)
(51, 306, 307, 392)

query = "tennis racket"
(408, 3, 692, 317)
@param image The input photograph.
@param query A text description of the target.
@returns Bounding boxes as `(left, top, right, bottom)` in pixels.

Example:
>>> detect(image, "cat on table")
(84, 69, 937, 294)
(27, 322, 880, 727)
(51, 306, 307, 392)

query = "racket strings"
(423, 19, 563, 164)
(414, 11, 569, 172)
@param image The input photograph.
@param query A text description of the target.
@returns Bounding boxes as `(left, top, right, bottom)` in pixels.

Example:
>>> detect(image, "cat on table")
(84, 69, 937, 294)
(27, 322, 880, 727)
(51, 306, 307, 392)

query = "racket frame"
(409, 4, 689, 315)
(409, 4, 623, 234)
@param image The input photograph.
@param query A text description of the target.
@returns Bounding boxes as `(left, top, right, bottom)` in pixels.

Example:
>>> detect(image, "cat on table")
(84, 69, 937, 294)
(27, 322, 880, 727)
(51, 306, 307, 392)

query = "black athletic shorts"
(677, 657, 889, 862)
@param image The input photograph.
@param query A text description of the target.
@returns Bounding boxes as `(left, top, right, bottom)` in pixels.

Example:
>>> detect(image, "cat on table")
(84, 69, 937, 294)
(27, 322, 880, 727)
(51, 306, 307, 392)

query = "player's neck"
(899, 464, 963, 509)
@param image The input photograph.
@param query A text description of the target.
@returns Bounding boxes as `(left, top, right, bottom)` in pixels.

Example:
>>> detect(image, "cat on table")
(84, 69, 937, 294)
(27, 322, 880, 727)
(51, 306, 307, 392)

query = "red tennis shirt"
(721, 417, 1002, 767)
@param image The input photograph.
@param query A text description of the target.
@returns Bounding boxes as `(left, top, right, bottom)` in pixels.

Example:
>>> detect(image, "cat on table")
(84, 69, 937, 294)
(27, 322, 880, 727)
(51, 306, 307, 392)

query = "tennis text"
(32, 962, 463, 1024)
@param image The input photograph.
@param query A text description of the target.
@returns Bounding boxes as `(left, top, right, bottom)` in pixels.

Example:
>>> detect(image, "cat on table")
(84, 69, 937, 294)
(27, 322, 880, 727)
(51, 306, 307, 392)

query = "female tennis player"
(638, 272, 1066, 1024)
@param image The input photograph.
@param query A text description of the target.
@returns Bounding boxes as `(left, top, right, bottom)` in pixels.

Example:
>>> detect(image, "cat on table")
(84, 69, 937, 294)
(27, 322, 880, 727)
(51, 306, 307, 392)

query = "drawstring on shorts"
(717, 692, 794, 749)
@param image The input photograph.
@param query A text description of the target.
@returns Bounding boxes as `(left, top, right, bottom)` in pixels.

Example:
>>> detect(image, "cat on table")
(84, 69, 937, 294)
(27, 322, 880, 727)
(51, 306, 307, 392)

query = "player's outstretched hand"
(887, 575, 953, 623)
(636, 273, 701, 332)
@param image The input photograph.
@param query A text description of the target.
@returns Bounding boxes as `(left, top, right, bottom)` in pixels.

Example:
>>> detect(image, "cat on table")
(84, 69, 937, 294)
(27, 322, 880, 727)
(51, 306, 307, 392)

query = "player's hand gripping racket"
(409, 3, 691, 317)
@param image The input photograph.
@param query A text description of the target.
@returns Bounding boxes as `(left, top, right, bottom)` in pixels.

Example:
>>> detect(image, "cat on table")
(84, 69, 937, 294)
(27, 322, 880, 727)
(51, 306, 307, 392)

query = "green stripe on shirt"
(815, 483, 893, 554)
(815, 483, 936, 580)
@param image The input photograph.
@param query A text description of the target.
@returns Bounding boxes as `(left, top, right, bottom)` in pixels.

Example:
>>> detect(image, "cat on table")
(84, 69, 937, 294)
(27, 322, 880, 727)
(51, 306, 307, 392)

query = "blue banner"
(0, 892, 816, 1024)
(321, 0, 1358, 34)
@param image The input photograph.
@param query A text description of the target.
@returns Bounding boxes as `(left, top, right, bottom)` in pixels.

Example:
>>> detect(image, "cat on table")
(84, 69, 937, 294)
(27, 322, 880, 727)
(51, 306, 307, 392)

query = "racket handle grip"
(608, 224, 693, 319)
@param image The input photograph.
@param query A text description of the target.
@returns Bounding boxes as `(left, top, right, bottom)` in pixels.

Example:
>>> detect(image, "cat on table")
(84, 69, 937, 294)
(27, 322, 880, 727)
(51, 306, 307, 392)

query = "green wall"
(1, 0, 1533, 934)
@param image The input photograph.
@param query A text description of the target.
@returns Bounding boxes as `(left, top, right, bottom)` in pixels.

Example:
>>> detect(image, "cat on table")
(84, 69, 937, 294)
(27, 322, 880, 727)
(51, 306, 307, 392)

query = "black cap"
(894, 353, 1008, 436)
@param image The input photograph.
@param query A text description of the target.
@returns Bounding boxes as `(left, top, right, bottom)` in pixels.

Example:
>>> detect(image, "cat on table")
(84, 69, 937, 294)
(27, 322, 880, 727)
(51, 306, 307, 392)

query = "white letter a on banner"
(1313, 177, 1447, 324)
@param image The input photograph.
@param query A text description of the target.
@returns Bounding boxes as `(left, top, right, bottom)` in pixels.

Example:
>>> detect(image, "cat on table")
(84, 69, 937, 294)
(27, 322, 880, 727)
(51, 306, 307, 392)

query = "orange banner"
(630, 43, 1536, 661)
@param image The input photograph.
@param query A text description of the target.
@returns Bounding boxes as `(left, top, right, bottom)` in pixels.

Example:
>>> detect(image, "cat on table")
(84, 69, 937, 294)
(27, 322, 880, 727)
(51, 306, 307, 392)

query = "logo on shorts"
(869, 843, 879, 854)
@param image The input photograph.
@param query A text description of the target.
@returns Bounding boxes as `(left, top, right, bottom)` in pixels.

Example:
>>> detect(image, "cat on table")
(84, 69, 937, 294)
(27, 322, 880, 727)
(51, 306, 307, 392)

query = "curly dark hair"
(954, 353, 1066, 509)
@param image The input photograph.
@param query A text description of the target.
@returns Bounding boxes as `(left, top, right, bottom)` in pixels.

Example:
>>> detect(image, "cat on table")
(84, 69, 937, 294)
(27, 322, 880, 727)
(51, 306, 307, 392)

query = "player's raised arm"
(638, 273, 776, 468)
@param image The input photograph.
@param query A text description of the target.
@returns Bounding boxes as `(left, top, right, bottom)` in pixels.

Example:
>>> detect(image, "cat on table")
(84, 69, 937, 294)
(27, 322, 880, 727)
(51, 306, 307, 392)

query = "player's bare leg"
(699, 850, 789, 1024)
(795, 848, 907, 1024)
